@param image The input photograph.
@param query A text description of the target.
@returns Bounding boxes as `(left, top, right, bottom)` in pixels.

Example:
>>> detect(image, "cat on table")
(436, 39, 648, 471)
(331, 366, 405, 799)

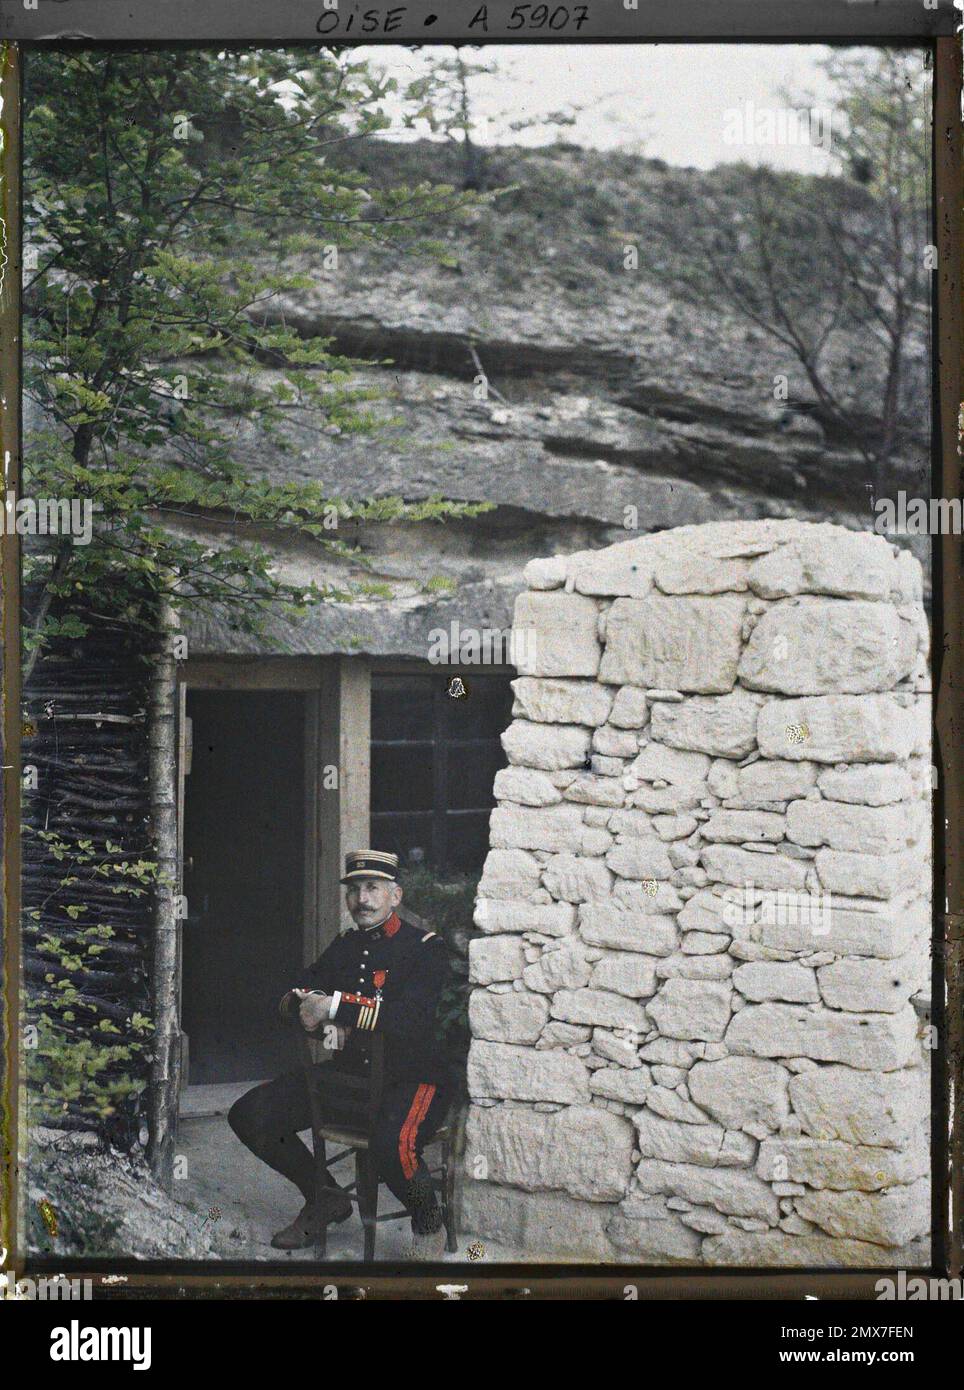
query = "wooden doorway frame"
(180, 655, 371, 962)
(164, 656, 371, 1122)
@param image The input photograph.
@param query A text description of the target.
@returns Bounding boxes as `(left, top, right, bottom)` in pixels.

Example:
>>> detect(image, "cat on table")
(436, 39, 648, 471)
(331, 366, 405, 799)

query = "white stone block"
(469, 935, 527, 985)
(702, 1229, 926, 1266)
(740, 601, 916, 695)
(634, 1158, 780, 1223)
(567, 537, 656, 598)
(562, 772, 625, 807)
(523, 940, 592, 993)
(579, 903, 678, 955)
(512, 591, 602, 677)
(646, 977, 733, 1042)
(610, 686, 650, 728)
(788, 1065, 927, 1149)
(737, 759, 818, 802)
(465, 1102, 633, 1200)
(473, 898, 576, 936)
(757, 892, 923, 958)
(732, 962, 819, 1003)
(551, 987, 648, 1031)
(461, 1180, 618, 1258)
(724, 1002, 919, 1070)
(477, 848, 542, 901)
(815, 763, 914, 806)
(633, 1112, 756, 1167)
(501, 719, 592, 770)
(511, 676, 614, 726)
(650, 689, 763, 759)
(592, 1028, 645, 1068)
(787, 798, 925, 855)
(599, 595, 746, 693)
(589, 1069, 654, 1104)
(606, 838, 674, 881)
(467, 1040, 590, 1103)
(542, 852, 613, 902)
(701, 844, 808, 891)
(703, 810, 786, 845)
(469, 988, 550, 1045)
(757, 695, 917, 763)
(794, 1179, 929, 1248)
(687, 1056, 790, 1133)
(589, 951, 659, 998)
(746, 530, 902, 601)
(756, 1135, 927, 1191)
(816, 954, 921, 1013)
(815, 847, 924, 900)
(492, 766, 562, 807)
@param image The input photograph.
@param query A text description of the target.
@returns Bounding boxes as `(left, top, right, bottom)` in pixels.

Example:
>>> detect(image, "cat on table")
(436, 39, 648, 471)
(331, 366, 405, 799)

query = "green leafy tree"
(660, 48, 930, 499)
(23, 47, 485, 680)
(402, 49, 496, 190)
(401, 47, 582, 191)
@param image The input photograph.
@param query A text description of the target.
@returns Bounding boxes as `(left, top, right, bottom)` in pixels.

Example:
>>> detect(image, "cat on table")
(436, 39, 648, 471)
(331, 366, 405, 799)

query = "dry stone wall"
(463, 520, 932, 1265)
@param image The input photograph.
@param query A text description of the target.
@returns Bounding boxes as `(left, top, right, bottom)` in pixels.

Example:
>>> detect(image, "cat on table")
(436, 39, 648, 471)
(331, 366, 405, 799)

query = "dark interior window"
(371, 671, 513, 873)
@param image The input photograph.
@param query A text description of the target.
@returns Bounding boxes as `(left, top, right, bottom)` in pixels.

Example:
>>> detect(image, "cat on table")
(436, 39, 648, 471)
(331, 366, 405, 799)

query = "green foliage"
(29, 1017, 151, 1122)
(660, 49, 930, 478)
(400, 865, 477, 1075)
(23, 48, 485, 665)
(400, 49, 583, 193)
(25, 825, 157, 1123)
(401, 863, 477, 935)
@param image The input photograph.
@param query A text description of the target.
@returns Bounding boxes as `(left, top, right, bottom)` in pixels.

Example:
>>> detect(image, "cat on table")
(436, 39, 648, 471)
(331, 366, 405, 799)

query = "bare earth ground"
(27, 1105, 532, 1267)
(177, 1107, 505, 1264)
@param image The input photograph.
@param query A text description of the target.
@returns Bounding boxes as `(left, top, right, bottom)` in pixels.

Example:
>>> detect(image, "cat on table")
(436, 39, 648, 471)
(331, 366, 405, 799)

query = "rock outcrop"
(162, 141, 929, 660)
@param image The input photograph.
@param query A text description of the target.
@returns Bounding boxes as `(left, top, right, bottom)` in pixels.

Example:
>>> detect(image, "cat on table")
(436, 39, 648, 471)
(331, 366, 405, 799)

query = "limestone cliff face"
(149, 141, 933, 656)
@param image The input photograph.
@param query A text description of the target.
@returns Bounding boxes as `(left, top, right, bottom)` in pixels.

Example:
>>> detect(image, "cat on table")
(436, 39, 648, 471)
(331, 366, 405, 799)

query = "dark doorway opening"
(182, 690, 306, 1086)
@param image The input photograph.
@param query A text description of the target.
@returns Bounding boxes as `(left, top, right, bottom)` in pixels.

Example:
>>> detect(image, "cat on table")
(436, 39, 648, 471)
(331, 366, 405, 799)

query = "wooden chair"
(297, 1031, 460, 1261)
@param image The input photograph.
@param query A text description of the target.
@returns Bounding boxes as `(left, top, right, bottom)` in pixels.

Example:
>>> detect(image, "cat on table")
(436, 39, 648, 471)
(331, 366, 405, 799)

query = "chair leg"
(314, 1147, 328, 1259)
(441, 1138, 458, 1254)
(357, 1150, 378, 1263)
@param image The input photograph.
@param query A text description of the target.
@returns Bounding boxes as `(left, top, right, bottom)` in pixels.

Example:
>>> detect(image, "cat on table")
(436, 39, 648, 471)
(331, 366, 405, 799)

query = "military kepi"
(340, 849, 400, 884)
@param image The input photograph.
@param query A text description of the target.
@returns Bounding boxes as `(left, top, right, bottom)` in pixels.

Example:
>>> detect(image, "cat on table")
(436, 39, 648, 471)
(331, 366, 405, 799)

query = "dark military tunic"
(290, 910, 451, 1085)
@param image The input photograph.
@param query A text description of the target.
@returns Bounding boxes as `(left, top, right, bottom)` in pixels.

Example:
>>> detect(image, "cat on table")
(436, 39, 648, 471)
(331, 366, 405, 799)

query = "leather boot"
(271, 1190, 352, 1250)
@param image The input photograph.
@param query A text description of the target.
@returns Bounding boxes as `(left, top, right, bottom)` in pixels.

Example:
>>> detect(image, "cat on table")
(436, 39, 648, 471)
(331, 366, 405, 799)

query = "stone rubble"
(467, 521, 931, 1266)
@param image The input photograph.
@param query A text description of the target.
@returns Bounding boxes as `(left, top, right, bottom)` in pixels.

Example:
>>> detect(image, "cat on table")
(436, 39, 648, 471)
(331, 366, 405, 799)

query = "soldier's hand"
(295, 990, 330, 1032)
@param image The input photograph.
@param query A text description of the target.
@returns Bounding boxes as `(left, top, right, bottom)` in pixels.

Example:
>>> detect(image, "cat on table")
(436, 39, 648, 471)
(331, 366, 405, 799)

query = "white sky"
(354, 42, 927, 174)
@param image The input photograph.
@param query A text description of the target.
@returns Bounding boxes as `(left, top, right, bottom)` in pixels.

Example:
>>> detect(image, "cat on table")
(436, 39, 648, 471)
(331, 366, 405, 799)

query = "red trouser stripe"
(398, 1083, 436, 1180)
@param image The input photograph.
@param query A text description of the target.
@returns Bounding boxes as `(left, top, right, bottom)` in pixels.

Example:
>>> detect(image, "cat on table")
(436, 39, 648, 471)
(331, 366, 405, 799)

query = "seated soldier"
(228, 850, 452, 1259)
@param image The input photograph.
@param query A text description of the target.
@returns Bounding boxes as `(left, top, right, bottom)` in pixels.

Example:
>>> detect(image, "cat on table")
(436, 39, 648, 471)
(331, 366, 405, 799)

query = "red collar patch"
(362, 911, 401, 941)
